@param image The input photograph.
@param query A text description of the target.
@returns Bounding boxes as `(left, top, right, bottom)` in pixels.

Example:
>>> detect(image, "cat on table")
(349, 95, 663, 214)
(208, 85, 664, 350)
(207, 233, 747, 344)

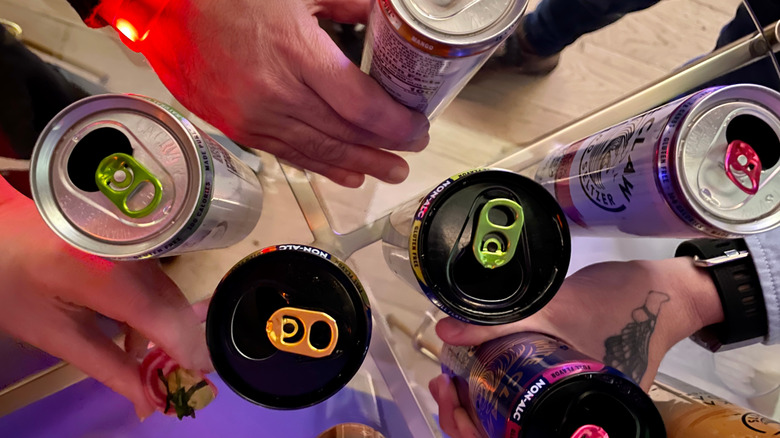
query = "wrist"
(672, 257, 725, 328)
(653, 257, 724, 340)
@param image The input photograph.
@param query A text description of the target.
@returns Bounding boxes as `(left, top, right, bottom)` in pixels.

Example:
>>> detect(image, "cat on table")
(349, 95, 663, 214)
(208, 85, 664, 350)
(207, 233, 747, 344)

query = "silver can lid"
(675, 85, 780, 235)
(30, 94, 203, 258)
(396, 0, 527, 46)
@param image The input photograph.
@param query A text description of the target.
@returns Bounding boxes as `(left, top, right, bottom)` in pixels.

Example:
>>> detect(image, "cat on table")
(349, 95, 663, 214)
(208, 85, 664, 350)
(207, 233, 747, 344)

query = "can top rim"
(29, 94, 204, 258)
(389, 0, 528, 48)
(410, 169, 571, 325)
(206, 245, 372, 409)
(667, 84, 780, 235)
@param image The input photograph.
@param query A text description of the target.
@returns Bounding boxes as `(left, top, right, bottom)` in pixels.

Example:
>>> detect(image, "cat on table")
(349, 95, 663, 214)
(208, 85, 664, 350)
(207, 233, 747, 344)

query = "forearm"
(542, 258, 723, 390)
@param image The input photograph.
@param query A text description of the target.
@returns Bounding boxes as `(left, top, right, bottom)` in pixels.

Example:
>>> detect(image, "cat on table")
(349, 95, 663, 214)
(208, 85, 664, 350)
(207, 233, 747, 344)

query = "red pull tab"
(571, 425, 609, 438)
(725, 140, 762, 195)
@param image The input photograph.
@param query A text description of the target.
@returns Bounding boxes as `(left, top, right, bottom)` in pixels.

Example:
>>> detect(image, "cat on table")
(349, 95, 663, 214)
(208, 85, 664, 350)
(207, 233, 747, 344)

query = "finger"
(284, 91, 428, 153)
(23, 306, 155, 419)
(58, 253, 212, 373)
(302, 31, 430, 144)
(270, 123, 411, 183)
(432, 374, 460, 438)
(310, 0, 372, 23)
(454, 407, 481, 438)
(252, 135, 366, 187)
(123, 325, 150, 361)
(436, 317, 526, 346)
(192, 296, 211, 324)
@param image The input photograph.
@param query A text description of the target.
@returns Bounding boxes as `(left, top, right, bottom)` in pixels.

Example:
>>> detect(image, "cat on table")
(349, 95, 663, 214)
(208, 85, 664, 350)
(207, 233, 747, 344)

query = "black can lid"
(415, 169, 570, 325)
(522, 372, 666, 437)
(206, 244, 371, 410)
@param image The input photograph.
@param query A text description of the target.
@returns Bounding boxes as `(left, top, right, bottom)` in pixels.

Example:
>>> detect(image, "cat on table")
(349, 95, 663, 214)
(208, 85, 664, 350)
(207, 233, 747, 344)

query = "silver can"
(535, 84, 780, 238)
(30, 94, 263, 260)
(361, 0, 527, 119)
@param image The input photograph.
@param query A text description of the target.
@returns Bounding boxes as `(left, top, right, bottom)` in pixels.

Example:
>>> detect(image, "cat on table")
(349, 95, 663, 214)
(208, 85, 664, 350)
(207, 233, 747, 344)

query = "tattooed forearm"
(603, 291, 670, 384)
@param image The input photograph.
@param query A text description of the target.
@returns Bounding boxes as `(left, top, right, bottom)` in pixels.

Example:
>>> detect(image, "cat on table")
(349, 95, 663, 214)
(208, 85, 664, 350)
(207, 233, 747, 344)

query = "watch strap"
(676, 238, 767, 352)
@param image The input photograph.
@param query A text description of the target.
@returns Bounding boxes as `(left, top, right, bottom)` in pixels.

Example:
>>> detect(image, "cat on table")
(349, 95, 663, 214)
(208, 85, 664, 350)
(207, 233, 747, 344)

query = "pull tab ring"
(725, 140, 762, 195)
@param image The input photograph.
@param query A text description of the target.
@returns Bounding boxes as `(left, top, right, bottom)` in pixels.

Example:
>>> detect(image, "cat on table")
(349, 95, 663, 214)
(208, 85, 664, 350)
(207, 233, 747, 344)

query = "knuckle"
(305, 135, 348, 163)
(348, 102, 383, 130)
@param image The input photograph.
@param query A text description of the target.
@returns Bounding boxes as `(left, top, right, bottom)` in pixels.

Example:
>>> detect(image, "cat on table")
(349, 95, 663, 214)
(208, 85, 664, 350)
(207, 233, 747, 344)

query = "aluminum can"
(535, 84, 780, 238)
(361, 0, 527, 119)
(317, 423, 386, 438)
(206, 244, 371, 409)
(441, 332, 666, 438)
(30, 94, 263, 260)
(650, 374, 780, 437)
(383, 168, 570, 325)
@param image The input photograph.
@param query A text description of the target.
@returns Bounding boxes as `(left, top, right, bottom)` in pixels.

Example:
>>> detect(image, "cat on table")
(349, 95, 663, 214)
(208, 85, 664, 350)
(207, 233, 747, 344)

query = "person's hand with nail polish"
(429, 259, 725, 438)
(0, 176, 211, 419)
(126, 0, 430, 187)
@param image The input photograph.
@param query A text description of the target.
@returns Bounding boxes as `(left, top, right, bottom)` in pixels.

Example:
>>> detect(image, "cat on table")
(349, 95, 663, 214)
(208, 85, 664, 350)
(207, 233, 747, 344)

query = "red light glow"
(115, 18, 139, 42)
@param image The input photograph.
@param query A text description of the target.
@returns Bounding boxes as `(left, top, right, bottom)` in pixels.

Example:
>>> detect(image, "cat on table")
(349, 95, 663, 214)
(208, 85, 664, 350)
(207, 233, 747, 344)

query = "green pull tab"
(95, 153, 163, 218)
(472, 198, 525, 269)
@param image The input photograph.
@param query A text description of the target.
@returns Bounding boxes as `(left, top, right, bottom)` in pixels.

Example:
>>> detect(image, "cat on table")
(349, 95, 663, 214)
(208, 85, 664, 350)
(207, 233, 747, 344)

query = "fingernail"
(409, 134, 430, 153)
(344, 174, 364, 188)
(412, 118, 431, 140)
(388, 165, 409, 184)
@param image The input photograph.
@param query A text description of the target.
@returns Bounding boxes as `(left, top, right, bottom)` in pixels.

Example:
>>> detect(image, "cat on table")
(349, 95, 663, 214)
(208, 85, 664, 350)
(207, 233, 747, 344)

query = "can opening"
(67, 127, 133, 192)
(487, 205, 516, 227)
(726, 114, 780, 170)
(231, 287, 284, 360)
(310, 321, 334, 350)
(522, 374, 659, 437)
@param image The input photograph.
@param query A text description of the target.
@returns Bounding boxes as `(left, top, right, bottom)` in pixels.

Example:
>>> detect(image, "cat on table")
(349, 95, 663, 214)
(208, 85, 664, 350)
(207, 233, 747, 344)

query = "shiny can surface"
(536, 84, 780, 238)
(650, 375, 780, 437)
(383, 168, 570, 325)
(30, 94, 263, 259)
(206, 244, 371, 410)
(361, 0, 527, 119)
(441, 332, 666, 438)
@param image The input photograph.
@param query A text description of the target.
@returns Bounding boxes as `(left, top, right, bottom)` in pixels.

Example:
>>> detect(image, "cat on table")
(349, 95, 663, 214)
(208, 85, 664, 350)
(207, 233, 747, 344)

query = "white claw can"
(535, 84, 780, 238)
(361, 0, 527, 119)
(31, 94, 263, 260)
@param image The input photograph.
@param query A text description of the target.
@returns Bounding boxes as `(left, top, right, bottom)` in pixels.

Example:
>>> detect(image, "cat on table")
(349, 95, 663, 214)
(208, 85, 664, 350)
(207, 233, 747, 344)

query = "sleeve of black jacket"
(66, 0, 109, 28)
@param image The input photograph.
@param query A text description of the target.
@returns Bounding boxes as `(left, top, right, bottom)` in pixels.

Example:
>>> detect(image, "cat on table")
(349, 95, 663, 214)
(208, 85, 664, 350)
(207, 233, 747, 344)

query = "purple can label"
(535, 87, 723, 237)
(441, 333, 627, 438)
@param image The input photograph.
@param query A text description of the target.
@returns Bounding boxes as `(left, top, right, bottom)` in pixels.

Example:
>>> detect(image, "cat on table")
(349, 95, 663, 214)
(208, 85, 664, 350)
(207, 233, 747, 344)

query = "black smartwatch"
(675, 238, 768, 352)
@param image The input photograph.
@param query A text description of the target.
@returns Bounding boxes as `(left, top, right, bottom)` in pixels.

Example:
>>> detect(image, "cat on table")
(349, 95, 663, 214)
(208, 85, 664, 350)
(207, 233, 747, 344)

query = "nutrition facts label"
(362, 3, 484, 117)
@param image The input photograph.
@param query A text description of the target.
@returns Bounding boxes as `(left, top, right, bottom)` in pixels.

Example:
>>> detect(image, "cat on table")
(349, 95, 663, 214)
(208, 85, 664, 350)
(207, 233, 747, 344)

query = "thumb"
(436, 317, 530, 346)
(310, 0, 373, 23)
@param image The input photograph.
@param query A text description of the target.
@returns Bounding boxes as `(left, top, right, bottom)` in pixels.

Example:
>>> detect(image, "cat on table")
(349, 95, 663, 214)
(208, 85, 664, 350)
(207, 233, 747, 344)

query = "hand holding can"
(136, 0, 430, 187)
(0, 174, 211, 420)
(430, 255, 728, 437)
(438, 332, 665, 438)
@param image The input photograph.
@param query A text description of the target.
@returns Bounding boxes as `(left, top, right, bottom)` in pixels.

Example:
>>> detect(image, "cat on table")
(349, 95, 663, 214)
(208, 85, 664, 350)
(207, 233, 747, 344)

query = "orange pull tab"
(266, 307, 338, 358)
(725, 140, 762, 195)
